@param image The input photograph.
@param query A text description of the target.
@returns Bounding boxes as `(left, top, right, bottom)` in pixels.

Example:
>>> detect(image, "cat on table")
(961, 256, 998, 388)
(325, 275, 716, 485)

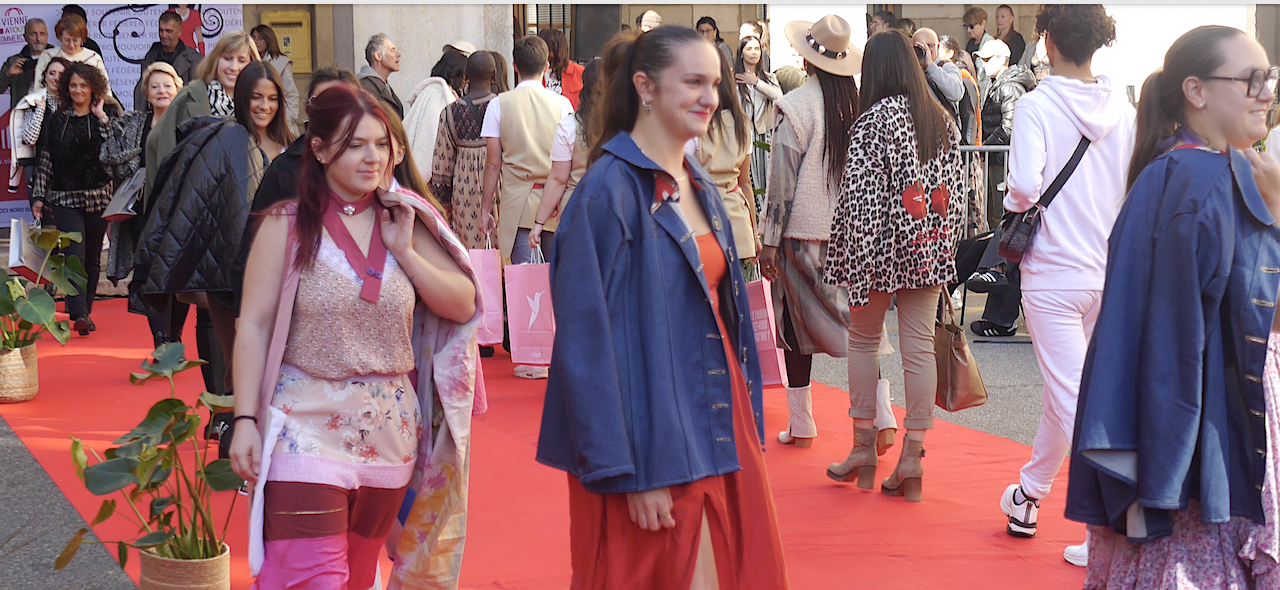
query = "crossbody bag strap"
(1037, 136, 1091, 210)
(462, 96, 485, 126)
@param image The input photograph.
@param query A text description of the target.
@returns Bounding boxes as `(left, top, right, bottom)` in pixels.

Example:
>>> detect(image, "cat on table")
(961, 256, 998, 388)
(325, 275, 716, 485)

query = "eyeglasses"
(1204, 67, 1280, 98)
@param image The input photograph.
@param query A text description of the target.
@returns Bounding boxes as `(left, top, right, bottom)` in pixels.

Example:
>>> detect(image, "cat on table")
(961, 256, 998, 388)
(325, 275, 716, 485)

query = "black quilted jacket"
(130, 116, 266, 316)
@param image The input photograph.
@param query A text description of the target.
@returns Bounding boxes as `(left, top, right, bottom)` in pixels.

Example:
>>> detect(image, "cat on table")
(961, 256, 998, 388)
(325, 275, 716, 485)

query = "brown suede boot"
(882, 437, 925, 502)
(827, 426, 879, 488)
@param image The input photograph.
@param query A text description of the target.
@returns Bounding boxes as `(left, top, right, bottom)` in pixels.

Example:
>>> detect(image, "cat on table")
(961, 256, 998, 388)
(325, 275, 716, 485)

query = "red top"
(560, 61, 585, 109)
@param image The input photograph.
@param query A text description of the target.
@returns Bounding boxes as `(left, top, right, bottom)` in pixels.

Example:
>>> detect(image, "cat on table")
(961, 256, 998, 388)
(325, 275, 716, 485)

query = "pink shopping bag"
(504, 261, 556, 365)
(747, 279, 787, 386)
(468, 248, 504, 345)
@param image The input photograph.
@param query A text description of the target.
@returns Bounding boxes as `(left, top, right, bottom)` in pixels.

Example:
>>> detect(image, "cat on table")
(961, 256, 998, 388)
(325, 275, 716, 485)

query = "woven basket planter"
(0, 345, 38, 403)
(139, 544, 231, 590)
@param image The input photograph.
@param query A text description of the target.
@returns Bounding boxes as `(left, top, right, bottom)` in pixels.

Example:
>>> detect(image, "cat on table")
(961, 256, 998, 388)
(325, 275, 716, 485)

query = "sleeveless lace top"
(282, 234, 416, 380)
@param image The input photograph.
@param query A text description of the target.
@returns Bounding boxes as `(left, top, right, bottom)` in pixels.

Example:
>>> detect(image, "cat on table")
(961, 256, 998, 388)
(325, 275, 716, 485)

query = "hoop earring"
(642, 99, 653, 113)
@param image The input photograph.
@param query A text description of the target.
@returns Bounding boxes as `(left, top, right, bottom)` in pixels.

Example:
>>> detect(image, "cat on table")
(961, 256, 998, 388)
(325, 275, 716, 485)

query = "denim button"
(708, 369, 726, 376)
(1247, 374, 1263, 383)
(716, 437, 731, 443)
(1247, 335, 1268, 344)
(712, 403, 729, 409)
(1251, 298, 1276, 308)
(1263, 266, 1280, 274)
(707, 333, 722, 340)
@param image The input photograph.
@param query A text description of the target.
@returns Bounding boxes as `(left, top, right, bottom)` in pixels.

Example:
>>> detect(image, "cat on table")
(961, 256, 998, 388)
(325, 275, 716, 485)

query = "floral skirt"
(266, 365, 422, 490)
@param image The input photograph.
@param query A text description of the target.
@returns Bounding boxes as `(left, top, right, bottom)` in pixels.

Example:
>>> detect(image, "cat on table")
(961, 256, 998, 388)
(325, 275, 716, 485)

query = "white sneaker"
(1063, 540, 1088, 567)
(999, 484, 1039, 538)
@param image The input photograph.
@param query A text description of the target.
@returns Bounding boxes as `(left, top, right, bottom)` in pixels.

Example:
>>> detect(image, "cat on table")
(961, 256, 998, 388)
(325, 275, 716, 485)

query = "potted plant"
(57, 343, 244, 590)
(0, 225, 86, 403)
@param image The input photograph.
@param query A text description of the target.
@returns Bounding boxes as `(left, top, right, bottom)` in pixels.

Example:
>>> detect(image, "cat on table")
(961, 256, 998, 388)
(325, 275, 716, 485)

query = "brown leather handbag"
(935, 295, 988, 412)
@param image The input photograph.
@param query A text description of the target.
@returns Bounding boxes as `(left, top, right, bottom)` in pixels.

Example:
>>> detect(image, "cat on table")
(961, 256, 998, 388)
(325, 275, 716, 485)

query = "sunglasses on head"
(1204, 66, 1280, 98)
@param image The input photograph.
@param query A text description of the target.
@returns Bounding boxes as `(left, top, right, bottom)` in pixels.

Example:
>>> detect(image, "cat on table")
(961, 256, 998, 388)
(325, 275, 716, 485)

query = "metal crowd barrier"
(958, 145, 1013, 232)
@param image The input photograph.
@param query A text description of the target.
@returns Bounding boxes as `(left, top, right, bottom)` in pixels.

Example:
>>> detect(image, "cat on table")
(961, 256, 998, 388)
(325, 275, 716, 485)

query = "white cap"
(444, 41, 476, 56)
(975, 39, 1011, 59)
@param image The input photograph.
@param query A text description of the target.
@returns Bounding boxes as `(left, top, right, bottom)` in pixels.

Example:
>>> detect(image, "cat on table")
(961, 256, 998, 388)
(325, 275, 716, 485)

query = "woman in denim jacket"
(536, 27, 789, 589)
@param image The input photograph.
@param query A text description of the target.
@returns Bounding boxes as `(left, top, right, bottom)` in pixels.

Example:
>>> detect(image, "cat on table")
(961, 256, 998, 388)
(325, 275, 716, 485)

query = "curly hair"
(1034, 5, 1117, 66)
(57, 61, 109, 111)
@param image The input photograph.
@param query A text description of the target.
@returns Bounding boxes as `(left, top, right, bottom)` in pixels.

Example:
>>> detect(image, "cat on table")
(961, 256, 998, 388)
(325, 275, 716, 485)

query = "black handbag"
(997, 136, 1090, 262)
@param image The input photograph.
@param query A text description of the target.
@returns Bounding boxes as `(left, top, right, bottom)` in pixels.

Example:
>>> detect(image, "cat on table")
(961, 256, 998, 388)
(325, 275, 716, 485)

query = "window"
(524, 4, 572, 44)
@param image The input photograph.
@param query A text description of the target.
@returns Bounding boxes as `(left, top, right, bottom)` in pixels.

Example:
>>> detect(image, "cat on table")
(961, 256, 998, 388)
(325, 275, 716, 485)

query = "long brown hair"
(709, 44, 748, 153)
(538, 29, 570, 80)
(234, 60, 296, 148)
(577, 60, 602, 148)
(289, 85, 390, 269)
(590, 26, 710, 164)
(805, 63, 861, 189)
(1127, 26, 1242, 191)
(858, 30, 953, 162)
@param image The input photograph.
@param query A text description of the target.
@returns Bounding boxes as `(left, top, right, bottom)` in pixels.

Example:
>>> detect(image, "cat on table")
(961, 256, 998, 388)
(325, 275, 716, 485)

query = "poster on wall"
(0, 4, 242, 225)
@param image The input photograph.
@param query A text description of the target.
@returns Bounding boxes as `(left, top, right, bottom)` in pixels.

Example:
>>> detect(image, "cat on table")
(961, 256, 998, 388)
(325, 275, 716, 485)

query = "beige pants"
(847, 286, 942, 431)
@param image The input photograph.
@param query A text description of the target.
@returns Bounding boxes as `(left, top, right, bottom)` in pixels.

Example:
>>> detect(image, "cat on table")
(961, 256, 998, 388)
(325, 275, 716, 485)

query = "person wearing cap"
(635, 10, 661, 32)
(978, 38, 1034, 148)
(444, 41, 476, 57)
(758, 15, 899, 457)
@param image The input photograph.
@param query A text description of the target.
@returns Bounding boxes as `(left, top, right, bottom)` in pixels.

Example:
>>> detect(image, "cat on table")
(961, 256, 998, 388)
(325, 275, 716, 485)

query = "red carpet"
(2, 299, 1087, 589)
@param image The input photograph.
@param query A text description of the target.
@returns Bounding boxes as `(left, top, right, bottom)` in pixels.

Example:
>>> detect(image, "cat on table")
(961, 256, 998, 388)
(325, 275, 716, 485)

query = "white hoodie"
(1005, 75, 1136, 292)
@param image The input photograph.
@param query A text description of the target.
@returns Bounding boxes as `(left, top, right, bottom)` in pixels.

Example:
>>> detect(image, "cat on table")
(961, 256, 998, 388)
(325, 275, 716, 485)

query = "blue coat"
(535, 132, 765, 495)
(1066, 147, 1280, 541)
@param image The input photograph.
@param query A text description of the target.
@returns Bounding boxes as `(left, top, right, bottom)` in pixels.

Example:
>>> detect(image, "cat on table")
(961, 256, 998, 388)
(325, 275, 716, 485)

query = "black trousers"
(47, 205, 107, 319)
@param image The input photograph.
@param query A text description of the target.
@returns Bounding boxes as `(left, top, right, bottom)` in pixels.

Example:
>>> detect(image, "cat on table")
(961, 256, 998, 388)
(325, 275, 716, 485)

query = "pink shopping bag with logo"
(747, 279, 786, 386)
(468, 247, 504, 346)
(504, 258, 556, 365)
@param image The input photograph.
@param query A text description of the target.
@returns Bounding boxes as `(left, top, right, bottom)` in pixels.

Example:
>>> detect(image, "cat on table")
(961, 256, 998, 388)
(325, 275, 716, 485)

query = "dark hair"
(41, 56, 72, 89)
(735, 35, 765, 78)
(696, 16, 723, 44)
(799, 62, 861, 189)
(56, 61, 109, 111)
(538, 29, 570, 80)
(859, 30, 953, 162)
(709, 43, 748, 154)
(235, 61, 296, 148)
(251, 25, 283, 59)
(512, 35, 549, 79)
(1034, 5, 1116, 67)
(577, 60, 602, 147)
(1128, 26, 1243, 191)
(431, 50, 467, 96)
(306, 67, 360, 99)
(939, 34, 962, 57)
(490, 51, 510, 93)
(292, 85, 392, 269)
(963, 7, 988, 26)
(158, 11, 182, 27)
(873, 11, 897, 29)
(383, 108, 447, 216)
(54, 14, 87, 42)
(464, 51, 496, 88)
(591, 26, 710, 164)
(61, 5, 87, 22)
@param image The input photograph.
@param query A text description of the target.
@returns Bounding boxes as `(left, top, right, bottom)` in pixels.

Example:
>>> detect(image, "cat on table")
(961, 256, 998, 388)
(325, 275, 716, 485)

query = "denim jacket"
(1066, 147, 1280, 541)
(535, 132, 765, 495)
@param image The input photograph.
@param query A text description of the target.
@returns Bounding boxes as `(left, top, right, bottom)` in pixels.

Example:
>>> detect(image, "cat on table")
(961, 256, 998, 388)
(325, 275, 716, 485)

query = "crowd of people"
(6, 4, 1280, 589)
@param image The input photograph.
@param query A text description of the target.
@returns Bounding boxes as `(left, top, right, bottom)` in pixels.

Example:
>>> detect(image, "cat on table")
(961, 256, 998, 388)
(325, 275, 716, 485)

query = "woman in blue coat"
(535, 26, 788, 589)
(1068, 26, 1280, 586)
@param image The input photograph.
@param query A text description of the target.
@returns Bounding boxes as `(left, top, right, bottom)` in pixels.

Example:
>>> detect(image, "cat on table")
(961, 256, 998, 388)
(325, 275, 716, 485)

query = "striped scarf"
(207, 81, 234, 118)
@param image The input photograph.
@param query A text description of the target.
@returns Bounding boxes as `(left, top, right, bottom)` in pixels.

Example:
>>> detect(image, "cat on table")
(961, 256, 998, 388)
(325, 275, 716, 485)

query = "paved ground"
(0, 291, 1047, 589)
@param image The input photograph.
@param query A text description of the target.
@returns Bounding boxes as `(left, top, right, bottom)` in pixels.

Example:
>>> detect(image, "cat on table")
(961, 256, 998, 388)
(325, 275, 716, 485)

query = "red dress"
(566, 232, 789, 589)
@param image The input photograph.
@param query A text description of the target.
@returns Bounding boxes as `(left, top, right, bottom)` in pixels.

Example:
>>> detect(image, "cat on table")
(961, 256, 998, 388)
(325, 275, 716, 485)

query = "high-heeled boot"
(778, 385, 817, 447)
(882, 437, 925, 502)
(826, 426, 878, 488)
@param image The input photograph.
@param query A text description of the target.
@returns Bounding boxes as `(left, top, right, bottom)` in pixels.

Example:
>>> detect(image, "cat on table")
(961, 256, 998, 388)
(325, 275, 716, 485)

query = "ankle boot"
(827, 426, 878, 488)
(778, 385, 817, 447)
(872, 378, 897, 456)
(882, 437, 925, 502)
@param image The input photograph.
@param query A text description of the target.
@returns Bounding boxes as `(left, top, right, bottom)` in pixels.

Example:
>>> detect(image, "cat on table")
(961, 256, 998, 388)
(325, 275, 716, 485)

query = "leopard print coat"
(824, 95, 964, 307)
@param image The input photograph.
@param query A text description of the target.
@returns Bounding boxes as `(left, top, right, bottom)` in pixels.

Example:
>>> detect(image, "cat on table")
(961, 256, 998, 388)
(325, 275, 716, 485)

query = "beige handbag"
(935, 294, 988, 411)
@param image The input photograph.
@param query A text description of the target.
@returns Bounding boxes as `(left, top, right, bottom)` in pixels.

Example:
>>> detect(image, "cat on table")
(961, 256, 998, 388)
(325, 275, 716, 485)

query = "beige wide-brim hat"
(784, 14, 862, 77)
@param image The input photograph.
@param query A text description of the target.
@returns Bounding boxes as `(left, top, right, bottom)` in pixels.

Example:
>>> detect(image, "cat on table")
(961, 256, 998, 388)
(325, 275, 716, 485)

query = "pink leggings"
(254, 482, 407, 590)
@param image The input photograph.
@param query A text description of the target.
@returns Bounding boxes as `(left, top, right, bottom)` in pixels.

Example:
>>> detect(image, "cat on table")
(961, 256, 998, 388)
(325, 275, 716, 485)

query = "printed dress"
(1084, 333, 1280, 589)
(431, 94, 498, 251)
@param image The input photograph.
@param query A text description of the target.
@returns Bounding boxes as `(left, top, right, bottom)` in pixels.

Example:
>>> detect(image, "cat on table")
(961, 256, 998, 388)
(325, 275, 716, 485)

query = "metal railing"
(958, 145, 1012, 233)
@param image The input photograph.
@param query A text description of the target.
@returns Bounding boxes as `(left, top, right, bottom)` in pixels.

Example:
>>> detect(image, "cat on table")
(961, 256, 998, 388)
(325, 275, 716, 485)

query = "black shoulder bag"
(997, 136, 1090, 262)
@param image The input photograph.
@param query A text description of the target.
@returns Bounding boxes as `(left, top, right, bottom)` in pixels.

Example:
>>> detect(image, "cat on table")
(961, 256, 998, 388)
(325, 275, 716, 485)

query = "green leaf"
(753, 188, 766, 196)
(6, 279, 25, 302)
(117, 541, 128, 569)
(34, 227, 60, 251)
(91, 499, 116, 526)
(70, 437, 87, 480)
(201, 459, 245, 492)
(46, 255, 83, 297)
(59, 254, 88, 292)
(132, 531, 170, 548)
(171, 414, 199, 445)
(14, 287, 55, 327)
(753, 140, 771, 152)
(135, 454, 162, 490)
(58, 230, 83, 248)
(55, 528, 87, 570)
(114, 398, 187, 444)
(149, 497, 173, 519)
(131, 343, 206, 383)
(199, 392, 236, 412)
(46, 319, 70, 345)
(0, 286, 16, 317)
(83, 457, 140, 495)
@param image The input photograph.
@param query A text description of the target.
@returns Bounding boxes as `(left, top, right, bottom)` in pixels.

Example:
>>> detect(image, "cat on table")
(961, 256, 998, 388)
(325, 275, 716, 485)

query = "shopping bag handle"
(531, 247, 546, 265)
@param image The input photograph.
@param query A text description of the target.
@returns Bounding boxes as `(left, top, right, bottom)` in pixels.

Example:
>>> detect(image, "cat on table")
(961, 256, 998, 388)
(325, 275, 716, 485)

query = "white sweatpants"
(1019, 289, 1102, 500)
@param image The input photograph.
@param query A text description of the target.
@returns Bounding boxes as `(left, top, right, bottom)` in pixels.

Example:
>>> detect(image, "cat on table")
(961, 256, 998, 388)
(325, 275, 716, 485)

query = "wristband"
(232, 415, 258, 425)
(533, 221, 546, 228)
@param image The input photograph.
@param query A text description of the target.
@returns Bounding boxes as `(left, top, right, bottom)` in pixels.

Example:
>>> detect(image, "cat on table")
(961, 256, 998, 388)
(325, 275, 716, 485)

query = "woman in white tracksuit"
(996, 5, 1134, 568)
